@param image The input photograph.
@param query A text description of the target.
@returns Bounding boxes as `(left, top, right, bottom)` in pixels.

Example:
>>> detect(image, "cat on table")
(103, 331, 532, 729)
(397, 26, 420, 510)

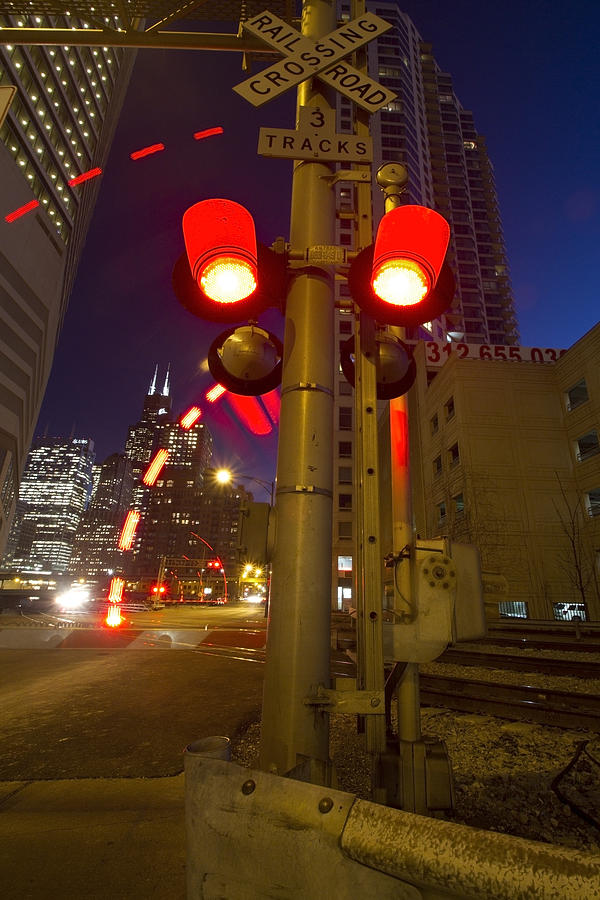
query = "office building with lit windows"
(331, 2, 519, 609)
(0, 14, 135, 556)
(2, 436, 94, 573)
(68, 451, 133, 578)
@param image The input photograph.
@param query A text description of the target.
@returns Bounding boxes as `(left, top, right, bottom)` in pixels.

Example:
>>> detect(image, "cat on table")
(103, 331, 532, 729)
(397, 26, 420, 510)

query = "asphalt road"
(0, 609, 266, 781)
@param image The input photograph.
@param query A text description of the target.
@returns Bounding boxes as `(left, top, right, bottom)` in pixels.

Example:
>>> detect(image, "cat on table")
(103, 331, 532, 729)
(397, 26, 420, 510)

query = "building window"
(553, 602, 587, 622)
(437, 500, 447, 522)
(566, 379, 588, 411)
(337, 555, 352, 572)
(339, 441, 352, 458)
(448, 442, 460, 468)
(444, 396, 455, 420)
(586, 489, 600, 517)
(339, 381, 352, 396)
(339, 466, 352, 484)
(575, 430, 600, 462)
(453, 492, 465, 515)
(339, 320, 352, 335)
(338, 521, 352, 540)
(339, 493, 352, 511)
(499, 601, 528, 619)
(433, 455, 442, 478)
(339, 407, 352, 431)
(430, 413, 439, 435)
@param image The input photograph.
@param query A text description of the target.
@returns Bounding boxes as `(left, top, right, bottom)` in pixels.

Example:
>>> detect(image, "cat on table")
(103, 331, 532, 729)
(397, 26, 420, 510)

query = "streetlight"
(214, 467, 275, 505)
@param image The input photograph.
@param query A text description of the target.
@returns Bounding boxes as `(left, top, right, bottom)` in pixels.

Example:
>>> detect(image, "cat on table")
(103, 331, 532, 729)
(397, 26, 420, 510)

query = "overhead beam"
(0, 27, 272, 51)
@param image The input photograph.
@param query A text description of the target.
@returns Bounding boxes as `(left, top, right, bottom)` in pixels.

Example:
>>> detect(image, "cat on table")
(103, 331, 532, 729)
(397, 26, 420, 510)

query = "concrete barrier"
(185, 746, 600, 899)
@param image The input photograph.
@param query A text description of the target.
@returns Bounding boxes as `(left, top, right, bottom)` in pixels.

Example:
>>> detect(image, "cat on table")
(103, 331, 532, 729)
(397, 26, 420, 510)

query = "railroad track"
(439, 647, 600, 679)
(420, 673, 600, 732)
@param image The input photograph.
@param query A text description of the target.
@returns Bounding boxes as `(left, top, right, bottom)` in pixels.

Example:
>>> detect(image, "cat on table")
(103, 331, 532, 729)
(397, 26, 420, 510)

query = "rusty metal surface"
(341, 797, 600, 900)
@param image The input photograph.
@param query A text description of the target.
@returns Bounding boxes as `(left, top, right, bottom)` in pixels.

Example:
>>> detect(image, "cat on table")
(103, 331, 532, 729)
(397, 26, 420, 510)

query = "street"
(0, 605, 266, 781)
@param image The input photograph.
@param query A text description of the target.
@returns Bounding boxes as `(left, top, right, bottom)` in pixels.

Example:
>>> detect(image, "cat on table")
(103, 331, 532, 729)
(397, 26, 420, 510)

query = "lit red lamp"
(172, 198, 286, 323)
(348, 204, 455, 327)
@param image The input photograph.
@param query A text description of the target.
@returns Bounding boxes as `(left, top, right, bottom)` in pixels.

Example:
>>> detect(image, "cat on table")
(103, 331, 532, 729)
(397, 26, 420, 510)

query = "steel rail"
(439, 647, 600, 679)
(420, 673, 600, 732)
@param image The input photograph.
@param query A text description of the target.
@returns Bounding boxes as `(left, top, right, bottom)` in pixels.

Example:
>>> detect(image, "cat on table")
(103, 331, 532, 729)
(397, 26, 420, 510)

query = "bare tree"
(553, 473, 598, 616)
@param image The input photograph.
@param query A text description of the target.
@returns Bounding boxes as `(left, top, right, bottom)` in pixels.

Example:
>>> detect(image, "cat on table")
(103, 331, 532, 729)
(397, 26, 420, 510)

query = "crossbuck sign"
(234, 9, 397, 112)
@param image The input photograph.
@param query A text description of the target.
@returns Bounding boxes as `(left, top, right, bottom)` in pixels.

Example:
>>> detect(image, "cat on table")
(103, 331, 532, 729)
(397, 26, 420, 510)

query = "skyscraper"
(2, 436, 94, 574)
(331, 1, 519, 609)
(0, 15, 135, 555)
(125, 365, 172, 502)
(68, 451, 133, 578)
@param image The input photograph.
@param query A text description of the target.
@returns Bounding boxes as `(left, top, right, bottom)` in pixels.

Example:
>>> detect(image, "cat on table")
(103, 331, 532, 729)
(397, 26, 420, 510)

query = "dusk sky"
(35, 0, 600, 486)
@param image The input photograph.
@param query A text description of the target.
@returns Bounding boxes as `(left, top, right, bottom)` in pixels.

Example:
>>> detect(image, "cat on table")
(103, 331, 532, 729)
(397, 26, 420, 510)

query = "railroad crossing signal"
(234, 9, 397, 112)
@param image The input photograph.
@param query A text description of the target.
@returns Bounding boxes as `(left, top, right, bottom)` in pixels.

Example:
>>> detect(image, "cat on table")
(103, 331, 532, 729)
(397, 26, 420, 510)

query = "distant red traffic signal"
(348, 205, 455, 327)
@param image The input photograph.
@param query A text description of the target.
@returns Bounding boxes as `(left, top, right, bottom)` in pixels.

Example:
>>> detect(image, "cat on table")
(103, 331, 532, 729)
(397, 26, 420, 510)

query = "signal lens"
(200, 256, 257, 304)
(372, 259, 429, 307)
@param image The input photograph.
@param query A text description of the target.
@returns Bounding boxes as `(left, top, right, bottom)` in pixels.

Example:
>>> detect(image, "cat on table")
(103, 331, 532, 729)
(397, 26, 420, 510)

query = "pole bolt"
(241, 779, 256, 795)
(318, 797, 334, 814)
(370, 696, 381, 707)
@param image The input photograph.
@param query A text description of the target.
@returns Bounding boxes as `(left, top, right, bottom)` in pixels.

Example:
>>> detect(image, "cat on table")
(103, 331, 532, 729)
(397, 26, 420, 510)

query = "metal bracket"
(304, 685, 385, 715)
(320, 170, 371, 187)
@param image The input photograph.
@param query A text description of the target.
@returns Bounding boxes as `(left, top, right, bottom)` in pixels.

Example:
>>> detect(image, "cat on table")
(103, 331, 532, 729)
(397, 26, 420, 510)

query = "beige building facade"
(405, 324, 600, 621)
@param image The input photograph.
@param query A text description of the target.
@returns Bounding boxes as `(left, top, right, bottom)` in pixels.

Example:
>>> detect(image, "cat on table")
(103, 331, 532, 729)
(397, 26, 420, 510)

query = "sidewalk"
(0, 775, 185, 899)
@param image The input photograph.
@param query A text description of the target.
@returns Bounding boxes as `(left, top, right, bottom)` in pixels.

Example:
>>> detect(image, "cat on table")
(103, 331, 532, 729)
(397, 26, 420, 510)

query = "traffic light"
(339, 332, 417, 400)
(207, 324, 283, 396)
(172, 198, 287, 324)
(348, 205, 455, 327)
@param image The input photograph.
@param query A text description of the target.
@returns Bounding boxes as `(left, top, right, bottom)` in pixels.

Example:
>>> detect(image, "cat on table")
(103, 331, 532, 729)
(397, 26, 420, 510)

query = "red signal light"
(118, 510, 140, 550)
(143, 448, 170, 486)
(348, 205, 455, 327)
(181, 198, 257, 305)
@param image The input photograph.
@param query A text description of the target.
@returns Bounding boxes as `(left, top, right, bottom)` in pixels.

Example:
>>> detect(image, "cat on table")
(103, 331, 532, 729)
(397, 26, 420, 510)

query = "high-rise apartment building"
(0, 15, 135, 555)
(2, 436, 94, 573)
(125, 366, 172, 510)
(68, 451, 133, 577)
(331, 2, 519, 608)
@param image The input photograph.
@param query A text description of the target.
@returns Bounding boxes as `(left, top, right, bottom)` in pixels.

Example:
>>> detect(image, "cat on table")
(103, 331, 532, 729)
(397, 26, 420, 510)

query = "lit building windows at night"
(499, 601, 528, 619)
(553, 602, 587, 622)
(566, 379, 589, 411)
(575, 430, 600, 462)
(337, 555, 352, 572)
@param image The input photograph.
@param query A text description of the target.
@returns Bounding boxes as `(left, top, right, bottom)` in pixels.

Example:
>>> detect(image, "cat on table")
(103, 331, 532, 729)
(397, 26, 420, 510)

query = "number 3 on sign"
(299, 106, 335, 131)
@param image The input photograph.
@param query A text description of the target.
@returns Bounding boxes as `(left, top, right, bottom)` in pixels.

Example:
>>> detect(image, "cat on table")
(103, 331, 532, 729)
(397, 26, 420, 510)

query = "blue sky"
(37, 1, 600, 482)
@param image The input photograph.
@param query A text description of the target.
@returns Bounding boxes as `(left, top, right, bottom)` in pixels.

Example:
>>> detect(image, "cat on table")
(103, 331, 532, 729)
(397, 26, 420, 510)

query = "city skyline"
(27, 0, 600, 484)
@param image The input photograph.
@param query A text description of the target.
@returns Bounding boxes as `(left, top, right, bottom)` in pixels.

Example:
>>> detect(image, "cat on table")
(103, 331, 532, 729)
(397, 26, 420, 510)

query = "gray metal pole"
(259, 0, 337, 782)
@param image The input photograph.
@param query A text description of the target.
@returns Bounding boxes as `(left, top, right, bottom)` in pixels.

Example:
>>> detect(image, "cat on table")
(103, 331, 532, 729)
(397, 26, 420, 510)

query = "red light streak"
(105, 604, 123, 627)
(193, 127, 224, 141)
(226, 394, 272, 436)
(180, 406, 202, 429)
(5, 199, 39, 223)
(206, 384, 226, 403)
(118, 509, 140, 550)
(390, 402, 408, 468)
(68, 167, 102, 187)
(143, 448, 169, 486)
(107, 576, 125, 603)
(260, 388, 281, 426)
(130, 143, 165, 160)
